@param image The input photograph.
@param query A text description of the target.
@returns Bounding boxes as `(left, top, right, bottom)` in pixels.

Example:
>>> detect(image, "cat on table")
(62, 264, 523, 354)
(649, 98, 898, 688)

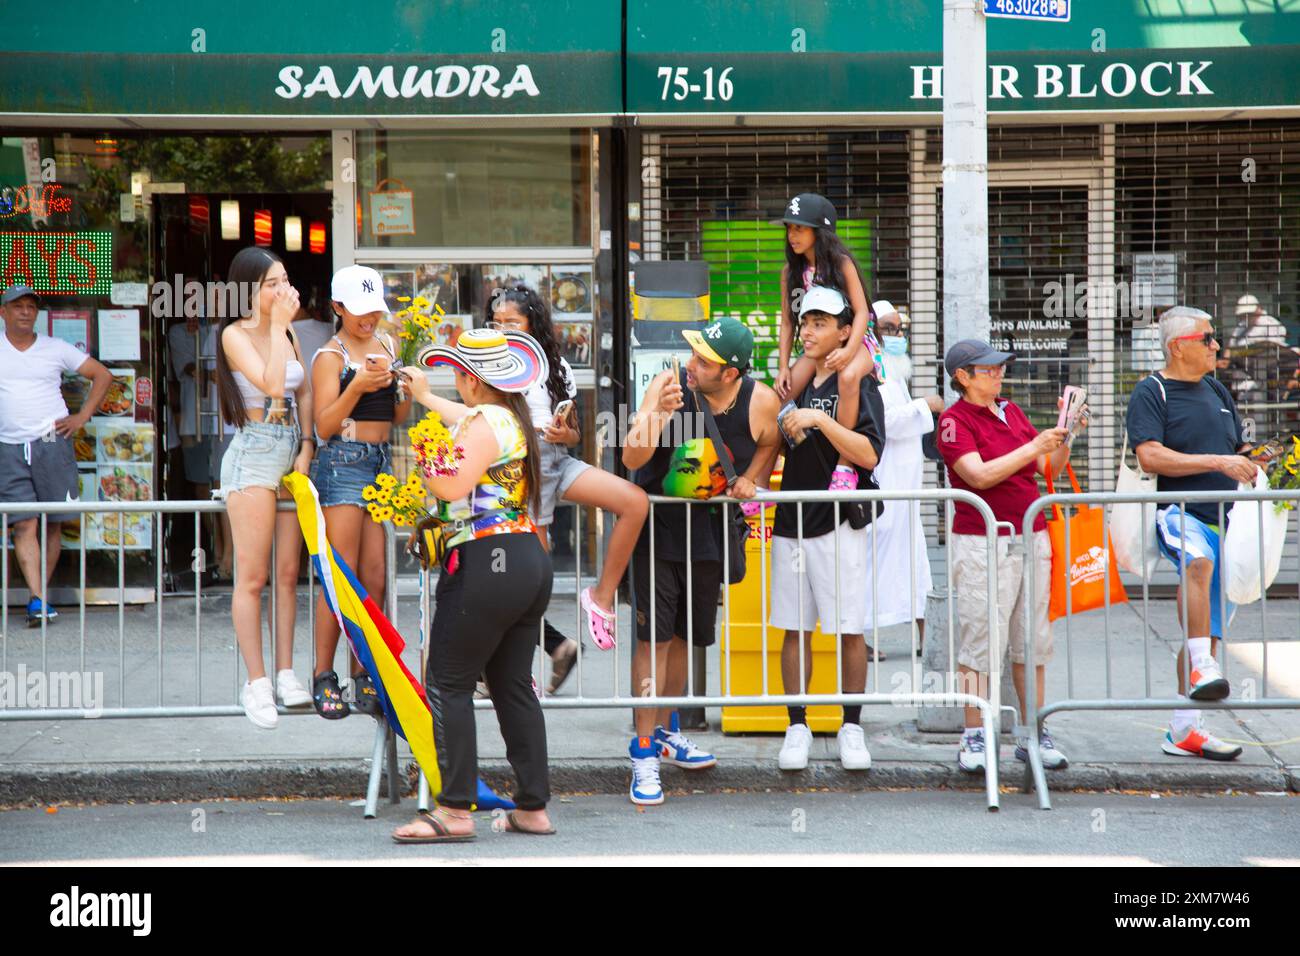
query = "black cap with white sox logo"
(774, 192, 837, 231)
(330, 265, 389, 316)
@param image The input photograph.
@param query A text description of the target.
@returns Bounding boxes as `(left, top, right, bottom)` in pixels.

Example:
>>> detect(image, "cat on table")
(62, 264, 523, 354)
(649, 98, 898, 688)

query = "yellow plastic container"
(720, 477, 846, 734)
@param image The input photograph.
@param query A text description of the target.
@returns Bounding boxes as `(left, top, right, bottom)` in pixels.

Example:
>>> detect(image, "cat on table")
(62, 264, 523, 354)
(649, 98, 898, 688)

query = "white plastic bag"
(1110, 431, 1160, 580)
(1223, 470, 1288, 604)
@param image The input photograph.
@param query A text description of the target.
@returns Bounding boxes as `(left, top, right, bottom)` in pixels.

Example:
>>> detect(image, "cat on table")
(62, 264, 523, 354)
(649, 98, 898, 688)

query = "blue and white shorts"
(1155, 505, 1237, 638)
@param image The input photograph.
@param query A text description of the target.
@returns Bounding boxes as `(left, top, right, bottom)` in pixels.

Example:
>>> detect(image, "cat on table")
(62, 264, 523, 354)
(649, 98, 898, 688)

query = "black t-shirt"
(774, 372, 886, 539)
(1125, 372, 1243, 525)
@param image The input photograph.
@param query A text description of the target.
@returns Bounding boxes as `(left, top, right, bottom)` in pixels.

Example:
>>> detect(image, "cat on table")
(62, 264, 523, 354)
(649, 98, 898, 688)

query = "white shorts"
(770, 524, 869, 634)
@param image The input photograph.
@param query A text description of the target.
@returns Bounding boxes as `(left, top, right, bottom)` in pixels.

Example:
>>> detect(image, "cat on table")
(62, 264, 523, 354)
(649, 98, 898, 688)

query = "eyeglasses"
(968, 365, 1006, 378)
(1174, 331, 1217, 347)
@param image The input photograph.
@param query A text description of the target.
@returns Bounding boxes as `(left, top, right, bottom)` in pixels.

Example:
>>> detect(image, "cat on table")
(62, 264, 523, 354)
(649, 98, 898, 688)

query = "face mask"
(881, 335, 908, 356)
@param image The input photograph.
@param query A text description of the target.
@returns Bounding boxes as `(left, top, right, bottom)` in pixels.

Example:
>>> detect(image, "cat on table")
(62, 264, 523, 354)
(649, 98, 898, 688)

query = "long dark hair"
(215, 246, 289, 431)
(783, 206, 874, 331)
(492, 283, 569, 411)
(480, 386, 542, 519)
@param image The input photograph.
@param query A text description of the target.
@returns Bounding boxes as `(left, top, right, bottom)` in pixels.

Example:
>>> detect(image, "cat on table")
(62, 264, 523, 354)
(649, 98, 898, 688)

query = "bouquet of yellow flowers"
(392, 295, 446, 367)
(363, 471, 433, 528)
(409, 409, 465, 480)
(1266, 434, 1300, 513)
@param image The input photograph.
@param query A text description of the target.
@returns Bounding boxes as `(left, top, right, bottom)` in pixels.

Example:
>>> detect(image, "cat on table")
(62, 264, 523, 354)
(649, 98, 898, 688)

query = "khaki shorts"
(952, 530, 1053, 673)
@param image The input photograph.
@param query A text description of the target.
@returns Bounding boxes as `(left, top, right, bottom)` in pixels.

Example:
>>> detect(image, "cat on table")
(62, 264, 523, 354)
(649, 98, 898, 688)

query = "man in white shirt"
(0, 286, 112, 625)
(863, 300, 941, 655)
(1228, 294, 1287, 348)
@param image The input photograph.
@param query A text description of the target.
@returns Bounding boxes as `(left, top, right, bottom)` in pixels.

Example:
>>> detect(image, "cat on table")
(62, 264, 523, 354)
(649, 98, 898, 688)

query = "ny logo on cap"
(362, 279, 375, 293)
(789, 197, 801, 216)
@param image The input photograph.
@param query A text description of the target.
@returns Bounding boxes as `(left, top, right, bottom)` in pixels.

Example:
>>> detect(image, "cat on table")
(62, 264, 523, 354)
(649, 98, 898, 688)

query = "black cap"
(775, 193, 837, 231)
(1, 285, 42, 307)
(943, 338, 1015, 377)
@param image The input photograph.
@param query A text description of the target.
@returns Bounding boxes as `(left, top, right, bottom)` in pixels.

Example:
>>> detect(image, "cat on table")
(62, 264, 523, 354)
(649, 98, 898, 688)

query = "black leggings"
(427, 533, 554, 811)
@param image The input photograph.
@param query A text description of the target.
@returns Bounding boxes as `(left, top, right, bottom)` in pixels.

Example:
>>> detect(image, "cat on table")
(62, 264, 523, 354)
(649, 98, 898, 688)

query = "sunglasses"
(1174, 331, 1217, 347)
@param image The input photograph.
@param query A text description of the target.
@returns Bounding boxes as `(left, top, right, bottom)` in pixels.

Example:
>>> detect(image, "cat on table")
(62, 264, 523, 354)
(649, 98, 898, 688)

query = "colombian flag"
(284, 472, 441, 794)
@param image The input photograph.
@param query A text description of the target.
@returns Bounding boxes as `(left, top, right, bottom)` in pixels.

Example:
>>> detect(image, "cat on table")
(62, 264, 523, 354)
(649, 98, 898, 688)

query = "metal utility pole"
(942, 0, 989, 357)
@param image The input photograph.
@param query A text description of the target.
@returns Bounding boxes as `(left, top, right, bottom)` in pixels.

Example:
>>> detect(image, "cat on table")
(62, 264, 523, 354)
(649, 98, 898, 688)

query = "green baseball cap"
(682, 317, 753, 371)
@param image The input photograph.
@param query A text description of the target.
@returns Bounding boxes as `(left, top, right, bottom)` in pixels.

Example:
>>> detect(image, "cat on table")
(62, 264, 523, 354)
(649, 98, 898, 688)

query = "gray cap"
(1, 285, 41, 306)
(944, 338, 1014, 376)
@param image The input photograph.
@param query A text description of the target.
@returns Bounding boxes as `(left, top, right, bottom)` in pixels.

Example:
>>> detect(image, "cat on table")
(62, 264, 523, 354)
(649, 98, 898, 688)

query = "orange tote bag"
(1044, 464, 1128, 621)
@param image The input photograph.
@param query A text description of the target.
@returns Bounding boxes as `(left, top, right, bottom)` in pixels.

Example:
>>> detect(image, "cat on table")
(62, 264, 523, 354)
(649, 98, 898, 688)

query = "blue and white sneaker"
(26, 597, 57, 627)
(957, 728, 986, 773)
(1014, 729, 1069, 770)
(654, 722, 717, 770)
(629, 735, 664, 806)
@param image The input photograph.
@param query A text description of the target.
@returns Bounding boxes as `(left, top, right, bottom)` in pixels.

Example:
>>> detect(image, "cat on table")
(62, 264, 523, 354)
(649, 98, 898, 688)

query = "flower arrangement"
(363, 411, 464, 526)
(391, 295, 446, 367)
(1265, 434, 1300, 513)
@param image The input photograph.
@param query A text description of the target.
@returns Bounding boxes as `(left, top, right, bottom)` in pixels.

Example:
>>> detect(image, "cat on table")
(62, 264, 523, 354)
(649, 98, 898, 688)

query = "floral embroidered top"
(436, 403, 536, 548)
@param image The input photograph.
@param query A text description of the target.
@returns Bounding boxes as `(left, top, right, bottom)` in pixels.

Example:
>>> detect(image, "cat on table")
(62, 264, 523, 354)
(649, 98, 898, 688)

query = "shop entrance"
(152, 191, 331, 587)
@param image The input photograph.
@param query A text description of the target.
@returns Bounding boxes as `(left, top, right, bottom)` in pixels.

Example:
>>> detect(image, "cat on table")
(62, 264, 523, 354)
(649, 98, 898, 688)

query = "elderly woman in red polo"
(935, 339, 1083, 777)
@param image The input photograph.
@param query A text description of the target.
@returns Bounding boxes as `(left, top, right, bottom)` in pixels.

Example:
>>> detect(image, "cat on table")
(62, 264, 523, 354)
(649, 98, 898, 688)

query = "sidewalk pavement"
(1, 589, 1298, 805)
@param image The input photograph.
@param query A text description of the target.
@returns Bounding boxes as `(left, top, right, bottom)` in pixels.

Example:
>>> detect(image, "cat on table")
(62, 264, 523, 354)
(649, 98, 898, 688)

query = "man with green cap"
(622, 316, 782, 805)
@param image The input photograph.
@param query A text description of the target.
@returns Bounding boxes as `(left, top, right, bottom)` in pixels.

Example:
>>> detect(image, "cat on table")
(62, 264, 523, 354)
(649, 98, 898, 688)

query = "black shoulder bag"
(694, 390, 751, 585)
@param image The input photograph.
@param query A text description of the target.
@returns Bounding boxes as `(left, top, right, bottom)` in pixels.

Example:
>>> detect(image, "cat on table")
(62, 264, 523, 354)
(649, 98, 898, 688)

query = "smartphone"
(365, 353, 389, 371)
(670, 356, 681, 387)
(552, 399, 575, 427)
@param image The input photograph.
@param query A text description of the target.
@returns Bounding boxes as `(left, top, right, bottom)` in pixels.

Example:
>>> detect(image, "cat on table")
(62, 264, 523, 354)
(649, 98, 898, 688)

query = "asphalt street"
(3, 790, 1297, 866)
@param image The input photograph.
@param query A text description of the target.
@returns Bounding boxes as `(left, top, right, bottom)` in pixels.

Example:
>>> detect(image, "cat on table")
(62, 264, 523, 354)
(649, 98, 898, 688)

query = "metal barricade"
(2, 489, 1014, 813)
(1021, 487, 1300, 810)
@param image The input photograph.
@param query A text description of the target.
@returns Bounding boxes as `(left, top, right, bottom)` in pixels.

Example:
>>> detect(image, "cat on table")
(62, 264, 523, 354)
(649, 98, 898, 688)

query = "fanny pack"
(409, 506, 515, 573)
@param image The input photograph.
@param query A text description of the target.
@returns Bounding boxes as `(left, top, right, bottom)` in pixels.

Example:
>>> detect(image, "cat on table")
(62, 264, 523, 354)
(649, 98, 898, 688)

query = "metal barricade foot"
(363, 719, 387, 819)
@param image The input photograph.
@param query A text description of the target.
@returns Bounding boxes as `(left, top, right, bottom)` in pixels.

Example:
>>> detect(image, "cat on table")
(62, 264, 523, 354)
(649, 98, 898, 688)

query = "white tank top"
(232, 361, 304, 407)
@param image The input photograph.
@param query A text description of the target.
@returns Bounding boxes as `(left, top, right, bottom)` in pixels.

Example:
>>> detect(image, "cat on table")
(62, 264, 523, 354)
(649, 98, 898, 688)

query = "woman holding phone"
(489, 285, 647, 667)
(215, 247, 316, 730)
(307, 265, 412, 718)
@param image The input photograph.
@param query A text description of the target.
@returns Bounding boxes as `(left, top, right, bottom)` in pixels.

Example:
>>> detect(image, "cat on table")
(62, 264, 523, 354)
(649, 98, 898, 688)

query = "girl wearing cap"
(307, 265, 413, 719)
(775, 192, 879, 493)
(392, 327, 555, 842)
(488, 284, 647, 670)
(215, 247, 316, 730)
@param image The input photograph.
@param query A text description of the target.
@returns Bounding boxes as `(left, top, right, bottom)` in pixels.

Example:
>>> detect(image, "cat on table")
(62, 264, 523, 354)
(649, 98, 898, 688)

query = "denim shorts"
(310, 438, 391, 508)
(218, 421, 301, 496)
(537, 440, 590, 527)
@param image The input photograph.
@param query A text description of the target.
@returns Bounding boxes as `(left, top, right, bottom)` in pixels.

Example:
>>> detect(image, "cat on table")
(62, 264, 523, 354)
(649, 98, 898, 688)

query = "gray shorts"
(537, 440, 590, 527)
(0, 436, 81, 520)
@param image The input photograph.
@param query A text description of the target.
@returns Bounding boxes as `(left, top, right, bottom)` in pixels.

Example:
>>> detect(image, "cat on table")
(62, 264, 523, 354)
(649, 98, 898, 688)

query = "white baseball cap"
(331, 265, 389, 316)
(798, 285, 848, 319)
(1235, 294, 1260, 316)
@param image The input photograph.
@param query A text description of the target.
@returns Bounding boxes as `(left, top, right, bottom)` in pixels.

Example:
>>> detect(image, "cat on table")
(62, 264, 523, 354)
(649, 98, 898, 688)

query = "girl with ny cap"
(774, 192, 880, 494)
(392, 327, 556, 843)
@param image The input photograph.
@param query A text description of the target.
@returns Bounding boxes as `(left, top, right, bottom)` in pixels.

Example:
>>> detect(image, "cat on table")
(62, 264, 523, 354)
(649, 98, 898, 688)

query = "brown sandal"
(392, 810, 476, 844)
(502, 810, 556, 836)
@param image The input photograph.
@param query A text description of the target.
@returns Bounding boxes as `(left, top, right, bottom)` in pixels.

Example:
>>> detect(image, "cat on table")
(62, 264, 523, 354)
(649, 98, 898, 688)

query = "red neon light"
(308, 221, 326, 254)
(253, 209, 273, 247)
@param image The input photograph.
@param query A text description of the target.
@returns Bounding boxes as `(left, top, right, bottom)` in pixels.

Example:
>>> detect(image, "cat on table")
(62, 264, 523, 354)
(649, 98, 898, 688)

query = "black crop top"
(320, 335, 398, 423)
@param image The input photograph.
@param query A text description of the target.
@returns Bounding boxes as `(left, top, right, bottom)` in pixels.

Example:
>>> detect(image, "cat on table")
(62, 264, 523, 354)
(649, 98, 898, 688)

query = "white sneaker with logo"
(957, 728, 986, 773)
(778, 723, 814, 770)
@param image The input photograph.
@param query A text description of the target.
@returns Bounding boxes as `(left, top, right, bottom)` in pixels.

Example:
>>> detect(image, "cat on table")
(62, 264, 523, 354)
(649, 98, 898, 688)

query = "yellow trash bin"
(720, 478, 846, 734)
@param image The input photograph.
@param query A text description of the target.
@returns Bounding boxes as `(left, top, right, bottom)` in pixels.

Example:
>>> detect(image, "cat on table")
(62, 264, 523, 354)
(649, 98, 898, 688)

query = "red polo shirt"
(936, 397, 1047, 536)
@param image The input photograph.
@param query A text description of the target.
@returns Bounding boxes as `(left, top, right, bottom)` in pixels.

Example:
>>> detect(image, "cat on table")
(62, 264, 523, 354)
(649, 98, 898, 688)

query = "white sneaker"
(957, 728, 986, 773)
(1188, 654, 1230, 701)
(778, 723, 814, 770)
(242, 677, 278, 730)
(629, 755, 664, 806)
(836, 723, 872, 770)
(276, 669, 312, 708)
(1015, 730, 1069, 770)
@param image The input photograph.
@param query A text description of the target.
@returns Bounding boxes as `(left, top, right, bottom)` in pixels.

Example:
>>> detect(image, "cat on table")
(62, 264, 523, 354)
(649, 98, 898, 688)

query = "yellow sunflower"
(376, 506, 394, 522)
(377, 474, 398, 489)
(393, 513, 410, 527)
(362, 485, 378, 502)
(397, 295, 412, 303)
(376, 490, 391, 505)
(393, 493, 411, 509)
(413, 296, 431, 310)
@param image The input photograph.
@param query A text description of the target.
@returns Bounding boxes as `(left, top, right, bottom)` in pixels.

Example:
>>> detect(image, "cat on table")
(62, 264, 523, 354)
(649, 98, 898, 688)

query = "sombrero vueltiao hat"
(416, 328, 548, 394)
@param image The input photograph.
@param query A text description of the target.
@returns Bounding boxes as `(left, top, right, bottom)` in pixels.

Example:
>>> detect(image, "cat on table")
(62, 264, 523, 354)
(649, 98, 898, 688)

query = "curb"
(2, 759, 1295, 806)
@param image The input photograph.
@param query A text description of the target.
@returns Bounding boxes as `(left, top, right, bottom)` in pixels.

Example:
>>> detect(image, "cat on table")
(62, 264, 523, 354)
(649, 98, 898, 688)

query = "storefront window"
(355, 130, 592, 248)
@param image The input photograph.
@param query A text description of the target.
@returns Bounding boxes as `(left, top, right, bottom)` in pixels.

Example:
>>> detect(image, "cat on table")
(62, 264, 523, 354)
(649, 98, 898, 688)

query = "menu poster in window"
(97, 368, 136, 418)
(555, 321, 594, 369)
(47, 309, 91, 352)
(551, 268, 593, 323)
(414, 264, 458, 313)
(380, 269, 415, 313)
(96, 463, 152, 551)
(62, 470, 97, 546)
(97, 309, 142, 361)
(482, 266, 549, 319)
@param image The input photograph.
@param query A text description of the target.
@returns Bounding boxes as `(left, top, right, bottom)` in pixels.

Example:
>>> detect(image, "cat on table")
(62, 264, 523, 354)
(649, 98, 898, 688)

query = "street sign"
(984, 0, 1069, 22)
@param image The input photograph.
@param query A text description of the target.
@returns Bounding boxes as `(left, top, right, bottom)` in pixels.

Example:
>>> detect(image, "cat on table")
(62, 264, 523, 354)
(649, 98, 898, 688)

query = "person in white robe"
(862, 301, 942, 654)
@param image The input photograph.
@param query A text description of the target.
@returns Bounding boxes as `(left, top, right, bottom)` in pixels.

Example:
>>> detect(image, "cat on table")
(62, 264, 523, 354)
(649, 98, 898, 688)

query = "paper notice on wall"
(98, 309, 141, 361)
(110, 282, 148, 306)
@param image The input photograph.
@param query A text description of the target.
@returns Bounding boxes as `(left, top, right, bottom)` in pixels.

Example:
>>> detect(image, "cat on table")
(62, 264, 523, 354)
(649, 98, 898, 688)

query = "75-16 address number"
(658, 66, 734, 102)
